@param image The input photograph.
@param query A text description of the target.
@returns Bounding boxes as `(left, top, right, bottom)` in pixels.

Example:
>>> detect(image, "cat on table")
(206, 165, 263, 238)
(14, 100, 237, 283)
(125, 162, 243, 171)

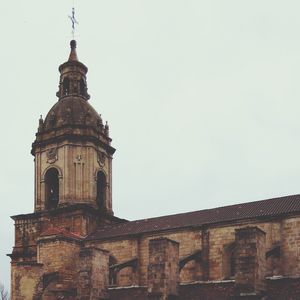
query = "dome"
(43, 96, 102, 131)
(32, 40, 113, 156)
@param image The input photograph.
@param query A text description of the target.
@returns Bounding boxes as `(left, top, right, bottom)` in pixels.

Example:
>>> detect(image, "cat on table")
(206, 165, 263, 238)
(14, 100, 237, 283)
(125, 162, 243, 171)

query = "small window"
(45, 168, 59, 209)
(96, 171, 106, 209)
(62, 77, 70, 95)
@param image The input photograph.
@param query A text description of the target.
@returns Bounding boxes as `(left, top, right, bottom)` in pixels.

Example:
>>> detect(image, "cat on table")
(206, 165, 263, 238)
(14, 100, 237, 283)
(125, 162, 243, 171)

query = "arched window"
(62, 77, 70, 95)
(45, 168, 59, 210)
(80, 78, 85, 96)
(96, 171, 106, 209)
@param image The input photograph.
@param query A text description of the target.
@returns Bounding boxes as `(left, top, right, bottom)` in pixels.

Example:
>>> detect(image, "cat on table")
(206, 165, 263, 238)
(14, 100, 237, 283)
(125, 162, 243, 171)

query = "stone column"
(234, 227, 266, 299)
(147, 238, 179, 300)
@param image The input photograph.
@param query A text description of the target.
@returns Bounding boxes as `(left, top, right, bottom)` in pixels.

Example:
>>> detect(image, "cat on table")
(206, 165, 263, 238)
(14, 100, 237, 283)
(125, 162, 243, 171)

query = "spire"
(68, 40, 78, 61)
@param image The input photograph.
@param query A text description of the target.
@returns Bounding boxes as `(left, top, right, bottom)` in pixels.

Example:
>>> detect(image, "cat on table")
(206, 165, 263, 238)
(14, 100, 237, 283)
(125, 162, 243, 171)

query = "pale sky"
(1, 0, 300, 291)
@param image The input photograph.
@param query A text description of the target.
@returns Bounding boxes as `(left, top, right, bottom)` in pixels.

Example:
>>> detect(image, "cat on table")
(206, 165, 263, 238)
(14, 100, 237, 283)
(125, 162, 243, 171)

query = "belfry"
(32, 40, 114, 215)
(9, 40, 300, 300)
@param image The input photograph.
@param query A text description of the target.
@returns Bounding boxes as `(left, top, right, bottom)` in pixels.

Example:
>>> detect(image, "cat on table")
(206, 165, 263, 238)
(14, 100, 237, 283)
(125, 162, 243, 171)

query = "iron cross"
(69, 7, 78, 38)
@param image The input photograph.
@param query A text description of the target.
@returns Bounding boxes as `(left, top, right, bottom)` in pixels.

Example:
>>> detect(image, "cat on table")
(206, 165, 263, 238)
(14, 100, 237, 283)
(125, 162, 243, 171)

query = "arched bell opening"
(62, 77, 70, 95)
(80, 78, 86, 96)
(45, 168, 59, 210)
(96, 171, 106, 210)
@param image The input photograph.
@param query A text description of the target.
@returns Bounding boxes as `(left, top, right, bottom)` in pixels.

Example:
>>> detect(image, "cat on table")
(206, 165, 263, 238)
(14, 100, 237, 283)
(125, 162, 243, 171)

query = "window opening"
(80, 78, 85, 96)
(96, 171, 106, 209)
(45, 168, 59, 209)
(62, 77, 70, 95)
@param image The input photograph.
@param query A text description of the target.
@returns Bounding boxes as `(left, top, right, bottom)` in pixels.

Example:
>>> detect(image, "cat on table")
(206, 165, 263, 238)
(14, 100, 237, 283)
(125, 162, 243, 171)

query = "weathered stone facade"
(9, 41, 300, 300)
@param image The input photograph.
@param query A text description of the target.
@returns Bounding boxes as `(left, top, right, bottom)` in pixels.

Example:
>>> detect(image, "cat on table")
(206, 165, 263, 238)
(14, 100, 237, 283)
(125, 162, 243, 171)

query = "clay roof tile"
(87, 194, 300, 241)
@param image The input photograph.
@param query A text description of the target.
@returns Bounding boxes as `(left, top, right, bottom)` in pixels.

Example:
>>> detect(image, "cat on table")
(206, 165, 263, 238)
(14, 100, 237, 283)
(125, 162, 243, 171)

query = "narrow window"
(62, 77, 70, 95)
(45, 168, 59, 209)
(96, 171, 106, 209)
(80, 78, 85, 96)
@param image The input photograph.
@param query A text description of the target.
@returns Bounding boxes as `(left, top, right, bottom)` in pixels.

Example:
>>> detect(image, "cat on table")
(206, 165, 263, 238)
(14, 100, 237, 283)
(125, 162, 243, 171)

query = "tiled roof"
(40, 226, 84, 240)
(87, 194, 300, 241)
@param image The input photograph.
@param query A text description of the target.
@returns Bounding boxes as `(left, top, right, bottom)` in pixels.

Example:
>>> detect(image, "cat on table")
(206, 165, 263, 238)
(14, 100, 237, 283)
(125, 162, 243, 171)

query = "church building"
(9, 40, 300, 300)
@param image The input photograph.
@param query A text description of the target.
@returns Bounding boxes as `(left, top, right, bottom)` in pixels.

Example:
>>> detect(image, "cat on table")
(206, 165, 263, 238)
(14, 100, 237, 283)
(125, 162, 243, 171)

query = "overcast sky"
(2, 0, 300, 290)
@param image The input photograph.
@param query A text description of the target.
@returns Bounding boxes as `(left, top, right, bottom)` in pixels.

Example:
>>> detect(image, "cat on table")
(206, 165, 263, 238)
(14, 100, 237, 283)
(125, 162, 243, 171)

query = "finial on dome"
(38, 115, 44, 132)
(68, 40, 78, 61)
(104, 121, 110, 136)
(98, 114, 103, 128)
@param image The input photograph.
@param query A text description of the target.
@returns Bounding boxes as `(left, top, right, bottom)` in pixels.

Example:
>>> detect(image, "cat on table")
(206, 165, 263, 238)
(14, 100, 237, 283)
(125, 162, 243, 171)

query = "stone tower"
(32, 40, 115, 214)
(9, 41, 124, 299)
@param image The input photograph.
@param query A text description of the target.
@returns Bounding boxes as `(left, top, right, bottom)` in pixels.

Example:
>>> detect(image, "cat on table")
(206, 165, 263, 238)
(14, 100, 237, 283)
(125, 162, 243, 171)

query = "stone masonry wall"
(37, 236, 81, 290)
(77, 247, 109, 299)
(94, 229, 202, 287)
(147, 238, 179, 299)
(234, 227, 266, 296)
(86, 238, 139, 286)
(281, 217, 300, 276)
(11, 263, 43, 300)
(93, 219, 287, 289)
(11, 214, 300, 299)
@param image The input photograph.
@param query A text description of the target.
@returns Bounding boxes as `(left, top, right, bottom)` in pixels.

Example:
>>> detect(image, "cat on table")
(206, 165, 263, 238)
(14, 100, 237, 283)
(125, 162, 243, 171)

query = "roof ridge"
(124, 194, 300, 223)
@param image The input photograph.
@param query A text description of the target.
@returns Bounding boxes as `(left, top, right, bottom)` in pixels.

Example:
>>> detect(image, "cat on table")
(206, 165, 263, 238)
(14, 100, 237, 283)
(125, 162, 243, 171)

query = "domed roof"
(44, 96, 102, 131)
(32, 40, 114, 156)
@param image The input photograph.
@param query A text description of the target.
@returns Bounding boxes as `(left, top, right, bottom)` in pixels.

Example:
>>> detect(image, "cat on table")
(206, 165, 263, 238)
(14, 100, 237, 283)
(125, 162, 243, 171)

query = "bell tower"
(9, 40, 126, 300)
(32, 40, 115, 215)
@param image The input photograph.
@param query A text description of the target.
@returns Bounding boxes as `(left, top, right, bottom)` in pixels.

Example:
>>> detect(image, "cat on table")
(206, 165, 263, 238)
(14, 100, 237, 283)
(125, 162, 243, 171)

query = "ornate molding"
(46, 148, 58, 164)
(97, 150, 106, 167)
(74, 154, 84, 164)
